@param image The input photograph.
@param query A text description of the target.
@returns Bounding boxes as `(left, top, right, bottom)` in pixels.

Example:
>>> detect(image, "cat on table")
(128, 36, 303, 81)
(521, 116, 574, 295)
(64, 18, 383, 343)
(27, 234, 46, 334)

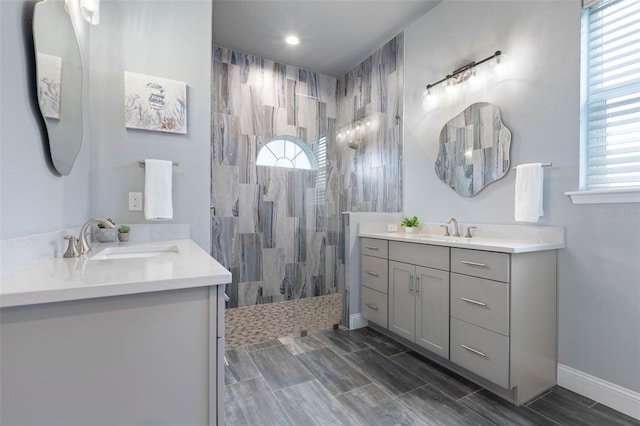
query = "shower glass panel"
(211, 47, 341, 347)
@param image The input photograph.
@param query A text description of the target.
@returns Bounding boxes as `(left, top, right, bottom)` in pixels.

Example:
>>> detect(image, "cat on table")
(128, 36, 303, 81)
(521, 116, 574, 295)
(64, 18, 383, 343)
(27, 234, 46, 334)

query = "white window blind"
(583, 0, 640, 190)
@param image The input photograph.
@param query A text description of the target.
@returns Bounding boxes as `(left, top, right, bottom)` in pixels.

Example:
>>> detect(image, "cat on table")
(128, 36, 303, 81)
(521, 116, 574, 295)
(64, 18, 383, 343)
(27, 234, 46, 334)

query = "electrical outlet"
(129, 192, 143, 211)
(387, 224, 398, 233)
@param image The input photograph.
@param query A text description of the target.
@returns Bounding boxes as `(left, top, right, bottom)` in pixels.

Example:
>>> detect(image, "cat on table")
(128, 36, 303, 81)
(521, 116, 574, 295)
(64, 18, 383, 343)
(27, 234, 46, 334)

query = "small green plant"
(97, 218, 115, 229)
(401, 216, 419, 228)
(118, 225, 130, 234)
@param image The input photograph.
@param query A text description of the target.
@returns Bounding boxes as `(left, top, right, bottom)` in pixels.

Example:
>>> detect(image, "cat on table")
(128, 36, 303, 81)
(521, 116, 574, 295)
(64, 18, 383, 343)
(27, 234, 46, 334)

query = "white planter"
(404, 227, 415, 233)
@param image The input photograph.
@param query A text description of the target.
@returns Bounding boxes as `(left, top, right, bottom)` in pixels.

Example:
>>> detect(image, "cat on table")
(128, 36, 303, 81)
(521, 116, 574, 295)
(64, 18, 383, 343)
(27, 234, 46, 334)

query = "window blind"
(584, 0, 640, 189)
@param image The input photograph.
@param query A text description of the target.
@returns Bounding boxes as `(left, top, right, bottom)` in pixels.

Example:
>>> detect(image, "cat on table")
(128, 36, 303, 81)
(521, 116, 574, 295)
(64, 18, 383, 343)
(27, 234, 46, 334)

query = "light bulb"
(446, 80, 454, 93)
(285, 35, 300, 46)
(80, 0, 100, 25)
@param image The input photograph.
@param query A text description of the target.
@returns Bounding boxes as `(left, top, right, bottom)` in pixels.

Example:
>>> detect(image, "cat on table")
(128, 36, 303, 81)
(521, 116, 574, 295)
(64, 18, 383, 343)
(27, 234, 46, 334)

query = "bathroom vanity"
(0, 239, 231, 426)
(358, 224, 564, 405)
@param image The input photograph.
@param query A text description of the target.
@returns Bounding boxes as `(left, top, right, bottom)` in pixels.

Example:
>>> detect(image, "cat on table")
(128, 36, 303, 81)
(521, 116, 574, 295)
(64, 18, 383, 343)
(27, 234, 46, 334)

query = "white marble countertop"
(0, 239, 232, 308)
(358, 225, 565, 253)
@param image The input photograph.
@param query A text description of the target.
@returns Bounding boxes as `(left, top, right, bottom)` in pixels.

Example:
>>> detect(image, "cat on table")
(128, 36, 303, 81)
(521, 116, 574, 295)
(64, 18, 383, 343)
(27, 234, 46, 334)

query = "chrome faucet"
(78, 217, 115, 254)
(447, 217, 460, 237)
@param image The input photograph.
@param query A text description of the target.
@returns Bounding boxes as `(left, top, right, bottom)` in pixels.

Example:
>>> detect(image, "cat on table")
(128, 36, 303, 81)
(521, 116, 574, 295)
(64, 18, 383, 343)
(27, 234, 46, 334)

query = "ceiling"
(212, 1, 442, 77)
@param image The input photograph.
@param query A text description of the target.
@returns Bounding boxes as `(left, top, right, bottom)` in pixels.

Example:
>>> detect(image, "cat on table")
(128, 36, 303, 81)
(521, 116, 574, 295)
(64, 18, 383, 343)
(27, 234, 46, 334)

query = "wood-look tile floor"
(224, 327, 639, 426)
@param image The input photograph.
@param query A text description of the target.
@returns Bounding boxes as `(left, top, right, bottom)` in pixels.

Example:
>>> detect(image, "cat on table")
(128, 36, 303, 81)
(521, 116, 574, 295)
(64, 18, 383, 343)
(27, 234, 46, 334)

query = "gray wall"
(0, 0, 90, 239)
(89, 0, 212, 251)
(404, 1, 639, 393)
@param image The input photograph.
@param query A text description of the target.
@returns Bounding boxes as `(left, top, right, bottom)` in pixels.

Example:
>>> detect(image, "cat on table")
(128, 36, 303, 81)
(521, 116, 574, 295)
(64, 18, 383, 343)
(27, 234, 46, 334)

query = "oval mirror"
(435, 102, 511, 197)
(33, 0, 83, 175)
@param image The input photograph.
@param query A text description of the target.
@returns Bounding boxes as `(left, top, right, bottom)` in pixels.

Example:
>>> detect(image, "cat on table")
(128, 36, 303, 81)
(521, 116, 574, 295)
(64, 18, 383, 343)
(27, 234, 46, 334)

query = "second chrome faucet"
(447, 217, 460, 237)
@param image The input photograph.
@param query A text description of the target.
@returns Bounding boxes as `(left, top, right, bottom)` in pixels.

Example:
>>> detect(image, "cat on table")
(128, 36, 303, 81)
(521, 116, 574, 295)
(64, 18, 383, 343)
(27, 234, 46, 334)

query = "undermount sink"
(91, 244, 180, 260)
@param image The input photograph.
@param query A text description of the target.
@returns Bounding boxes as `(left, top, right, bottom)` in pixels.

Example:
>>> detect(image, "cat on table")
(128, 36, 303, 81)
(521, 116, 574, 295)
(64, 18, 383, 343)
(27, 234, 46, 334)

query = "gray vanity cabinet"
(388, 242, 450, 359)
(360, 238, 389, 328)
(358, 234, 559, 406)
(1, 286, 226, 425)
(389, 261, 449, 358)
(449, 248, 558, 404)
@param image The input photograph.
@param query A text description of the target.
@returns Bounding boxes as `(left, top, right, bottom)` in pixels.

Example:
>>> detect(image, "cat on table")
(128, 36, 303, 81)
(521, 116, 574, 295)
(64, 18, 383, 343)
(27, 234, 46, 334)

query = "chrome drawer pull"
(461, 344, 487, 358)
(366, 271, 379, 277)
(460, 260, 487, 268)
(460, 297, 487, 307)
(365, 246, 380, 251)
(366, 303, 379, 311)
(409, 275, 414, 294)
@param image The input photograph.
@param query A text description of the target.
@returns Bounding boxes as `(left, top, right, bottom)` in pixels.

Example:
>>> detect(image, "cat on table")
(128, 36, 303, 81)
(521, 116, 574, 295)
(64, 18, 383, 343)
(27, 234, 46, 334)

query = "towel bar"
(137, 160, 179, 167)
(512, 162, 552, 170)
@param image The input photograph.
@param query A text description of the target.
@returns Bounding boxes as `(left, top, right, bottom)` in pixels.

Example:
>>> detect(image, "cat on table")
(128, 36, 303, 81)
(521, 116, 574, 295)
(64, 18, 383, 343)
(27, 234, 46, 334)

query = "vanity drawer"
(389, 241, 449, 271)
(450, 318, 510, 389)
(451, 273, 509, 336)
(360, 255, 388, 293)
(451, 248, 510, 282)
(360, 287, 388, 328)
(360, 238, 388, 259)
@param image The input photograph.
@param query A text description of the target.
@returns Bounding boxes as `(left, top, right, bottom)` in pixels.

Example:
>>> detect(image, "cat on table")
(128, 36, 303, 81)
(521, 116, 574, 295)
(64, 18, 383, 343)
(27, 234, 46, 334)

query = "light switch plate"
(387, 224, 398, 232)
(129, 192, 143, 211)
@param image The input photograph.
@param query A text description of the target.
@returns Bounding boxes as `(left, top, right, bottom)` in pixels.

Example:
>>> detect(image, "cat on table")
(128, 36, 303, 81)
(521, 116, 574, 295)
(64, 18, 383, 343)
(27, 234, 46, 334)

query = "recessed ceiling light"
(285, 35, 300, 46)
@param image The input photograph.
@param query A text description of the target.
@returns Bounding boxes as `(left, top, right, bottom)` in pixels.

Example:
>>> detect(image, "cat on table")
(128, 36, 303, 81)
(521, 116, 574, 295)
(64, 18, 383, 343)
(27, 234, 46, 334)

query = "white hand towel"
(144, 159, 173, 220)
(515, 163, 544, 223)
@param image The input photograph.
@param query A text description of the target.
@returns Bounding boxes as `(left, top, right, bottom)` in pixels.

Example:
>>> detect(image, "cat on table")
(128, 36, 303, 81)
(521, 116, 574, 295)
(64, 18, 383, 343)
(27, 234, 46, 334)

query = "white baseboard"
(558, 364, 640, 420)
(349, 313, 368, 330)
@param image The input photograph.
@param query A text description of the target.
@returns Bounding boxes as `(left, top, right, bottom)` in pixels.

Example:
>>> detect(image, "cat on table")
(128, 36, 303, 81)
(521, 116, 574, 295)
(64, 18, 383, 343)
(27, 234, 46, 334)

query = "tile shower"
(211, 34, 403, 347)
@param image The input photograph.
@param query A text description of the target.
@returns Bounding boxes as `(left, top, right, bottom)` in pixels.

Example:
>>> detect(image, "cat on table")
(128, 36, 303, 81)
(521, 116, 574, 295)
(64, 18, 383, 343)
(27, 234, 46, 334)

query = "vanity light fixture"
(424, 50, 502, 98)
(285, 35, 300, 46)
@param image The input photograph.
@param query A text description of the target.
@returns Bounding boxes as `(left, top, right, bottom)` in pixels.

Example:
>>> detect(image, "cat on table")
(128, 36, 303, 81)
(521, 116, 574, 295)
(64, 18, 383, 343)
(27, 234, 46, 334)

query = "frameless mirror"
(435, 102, 511, 197)
(33, 0, 83, 175)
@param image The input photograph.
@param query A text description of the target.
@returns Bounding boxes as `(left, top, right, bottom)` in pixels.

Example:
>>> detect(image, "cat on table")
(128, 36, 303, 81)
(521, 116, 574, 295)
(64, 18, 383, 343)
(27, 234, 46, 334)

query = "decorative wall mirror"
(435, 102, 511, 196)
(33, 0, 83, 175)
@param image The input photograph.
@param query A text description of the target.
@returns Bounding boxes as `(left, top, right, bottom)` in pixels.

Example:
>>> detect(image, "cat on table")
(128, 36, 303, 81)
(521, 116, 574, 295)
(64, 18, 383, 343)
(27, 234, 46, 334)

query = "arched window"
(256, 136, 317, 170)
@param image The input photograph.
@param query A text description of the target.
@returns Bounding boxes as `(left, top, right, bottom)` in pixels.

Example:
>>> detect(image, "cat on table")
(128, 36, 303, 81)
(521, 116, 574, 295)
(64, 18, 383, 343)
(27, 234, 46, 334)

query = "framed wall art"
(124, 71, 187, 134)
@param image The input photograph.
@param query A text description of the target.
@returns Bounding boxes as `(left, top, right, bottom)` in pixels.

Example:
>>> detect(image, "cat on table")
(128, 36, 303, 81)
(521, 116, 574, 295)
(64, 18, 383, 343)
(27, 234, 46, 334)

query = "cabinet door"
(388, 261, 415, 341)
(415, 266, 450, 359)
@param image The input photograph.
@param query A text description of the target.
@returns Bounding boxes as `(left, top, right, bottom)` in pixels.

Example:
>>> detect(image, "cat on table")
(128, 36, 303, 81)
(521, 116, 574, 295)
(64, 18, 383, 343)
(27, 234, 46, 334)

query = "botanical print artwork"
(124, 71, 187, 134)
(36, 53, 62, 119)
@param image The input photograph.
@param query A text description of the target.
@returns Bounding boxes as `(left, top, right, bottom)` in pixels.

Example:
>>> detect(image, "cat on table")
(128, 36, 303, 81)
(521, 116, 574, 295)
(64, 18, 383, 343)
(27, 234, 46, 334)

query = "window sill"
(565, 189, 640, 205)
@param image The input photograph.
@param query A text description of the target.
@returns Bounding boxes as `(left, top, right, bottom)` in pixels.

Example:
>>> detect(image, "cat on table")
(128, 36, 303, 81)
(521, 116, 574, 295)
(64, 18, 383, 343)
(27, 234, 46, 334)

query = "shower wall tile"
(262, 248, 286, 299)
(238, 135, 258, 184)
(235, 233, 263, 282)
(211, 216, 236, 269)
(283, 262, 306, 300)
(238, 184, 259, 234)
(213, 46, 339, 310)
(336, 33, 404, 214)
(212, 113, 240, 166)
(286, 79, 298, 126)
(212, 166, 239, 217)
(237, 281, 263, 308)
